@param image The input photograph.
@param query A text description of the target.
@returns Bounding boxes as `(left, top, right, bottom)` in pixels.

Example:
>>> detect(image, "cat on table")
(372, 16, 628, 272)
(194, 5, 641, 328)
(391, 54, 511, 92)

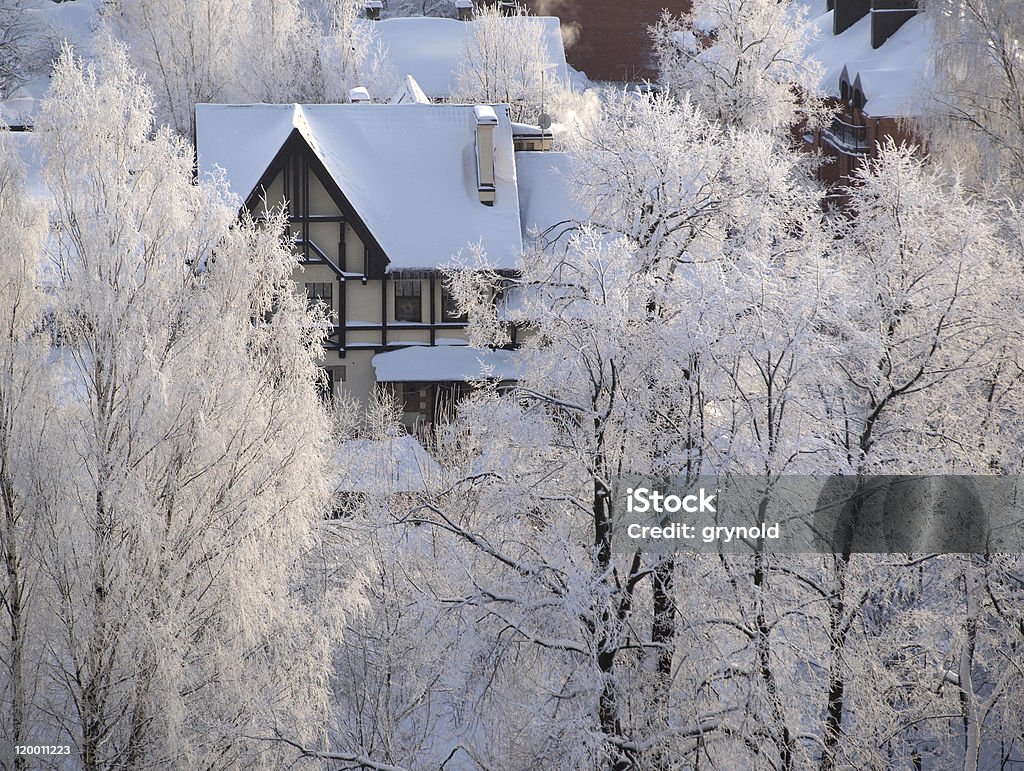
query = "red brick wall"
(523, 0, 692, 82)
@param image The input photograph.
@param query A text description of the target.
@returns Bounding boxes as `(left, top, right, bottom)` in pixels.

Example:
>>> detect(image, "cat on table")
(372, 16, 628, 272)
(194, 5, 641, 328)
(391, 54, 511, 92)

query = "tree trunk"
(1, 466, 27, 771)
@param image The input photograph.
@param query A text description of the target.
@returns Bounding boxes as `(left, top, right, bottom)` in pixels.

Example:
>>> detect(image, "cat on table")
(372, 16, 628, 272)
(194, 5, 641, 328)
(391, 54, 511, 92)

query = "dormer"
(839, 65, 852, 103)
(851, 74, 866, 111)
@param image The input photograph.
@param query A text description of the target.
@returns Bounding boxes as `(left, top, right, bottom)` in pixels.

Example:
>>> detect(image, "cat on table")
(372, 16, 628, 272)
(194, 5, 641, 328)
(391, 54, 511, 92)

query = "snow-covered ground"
(0, 0, 99, 126)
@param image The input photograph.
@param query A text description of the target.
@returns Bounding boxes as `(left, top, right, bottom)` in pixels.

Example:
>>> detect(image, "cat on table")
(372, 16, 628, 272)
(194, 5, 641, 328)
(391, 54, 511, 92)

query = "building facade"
(805, 0, 925, 186)
(196, 103, 527, 428)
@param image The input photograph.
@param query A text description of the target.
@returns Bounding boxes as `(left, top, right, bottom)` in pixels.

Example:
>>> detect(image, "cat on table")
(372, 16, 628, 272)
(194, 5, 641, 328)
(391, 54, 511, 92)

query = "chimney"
(349, 86, 371, 103)
(871, 0, 919, 49)
(455, 0, 473, 21)
(364, 1, 382, 20)
(473, 105, 498, 206)
(833, 0, 871, 35)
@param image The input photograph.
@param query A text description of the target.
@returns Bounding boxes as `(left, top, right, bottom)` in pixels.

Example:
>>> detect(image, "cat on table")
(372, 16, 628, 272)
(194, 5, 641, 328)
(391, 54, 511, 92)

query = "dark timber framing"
(233, 128, 519, 356)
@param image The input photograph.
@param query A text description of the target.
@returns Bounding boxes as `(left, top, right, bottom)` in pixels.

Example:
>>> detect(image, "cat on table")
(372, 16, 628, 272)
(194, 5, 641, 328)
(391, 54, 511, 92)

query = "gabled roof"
(361, 16, 569, 101)
(195, 103, 523, 270)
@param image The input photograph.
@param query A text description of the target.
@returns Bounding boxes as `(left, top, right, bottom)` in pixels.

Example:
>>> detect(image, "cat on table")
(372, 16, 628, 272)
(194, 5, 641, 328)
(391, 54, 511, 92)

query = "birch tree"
(923, 0, 1024, 196)
(0, 131, 51, 768)
(29, 44, 335, 768)
(813, 141, 1006, 771)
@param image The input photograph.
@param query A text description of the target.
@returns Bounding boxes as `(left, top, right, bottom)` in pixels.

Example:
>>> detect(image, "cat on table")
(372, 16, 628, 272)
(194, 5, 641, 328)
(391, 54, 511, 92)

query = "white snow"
(474, 104, 498, 125)
(360, 16, 569, 100)
(514, 151, 585, 242)
(372, 345, 521, 382)
(349, 86, 371, 103)
(333, 434, 440, 493)
(195, 102, 524, 269)
(798, 2, 933, 117)
(389, 74, 431, 105)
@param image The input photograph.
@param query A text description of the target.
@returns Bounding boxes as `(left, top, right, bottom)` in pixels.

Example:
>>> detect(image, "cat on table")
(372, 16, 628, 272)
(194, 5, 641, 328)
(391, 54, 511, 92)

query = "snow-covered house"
(803, 0, 929, 184)
(196, 102, 531, 427)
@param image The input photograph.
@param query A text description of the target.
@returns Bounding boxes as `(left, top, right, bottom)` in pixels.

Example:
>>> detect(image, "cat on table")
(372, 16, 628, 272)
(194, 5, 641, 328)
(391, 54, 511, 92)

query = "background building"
(521, 0, 691, 82)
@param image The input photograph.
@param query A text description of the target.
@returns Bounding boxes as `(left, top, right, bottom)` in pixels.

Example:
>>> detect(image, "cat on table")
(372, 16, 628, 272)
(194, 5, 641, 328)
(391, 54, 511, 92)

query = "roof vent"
(474, 105, 498, 206)
(364, 1, 382, 20)
(350, 87, 371, 104)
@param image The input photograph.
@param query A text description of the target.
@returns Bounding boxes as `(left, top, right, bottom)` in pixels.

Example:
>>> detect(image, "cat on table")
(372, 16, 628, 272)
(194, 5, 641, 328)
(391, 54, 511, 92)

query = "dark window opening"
(394, 280, 422, 322)
(441, 283, 468, 322)
(401, 382, 429, 415)
(305, 282, 335, 321)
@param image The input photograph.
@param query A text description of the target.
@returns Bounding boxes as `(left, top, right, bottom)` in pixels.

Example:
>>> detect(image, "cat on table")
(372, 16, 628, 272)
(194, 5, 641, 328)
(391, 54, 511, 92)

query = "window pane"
(394, 280, 422, 322)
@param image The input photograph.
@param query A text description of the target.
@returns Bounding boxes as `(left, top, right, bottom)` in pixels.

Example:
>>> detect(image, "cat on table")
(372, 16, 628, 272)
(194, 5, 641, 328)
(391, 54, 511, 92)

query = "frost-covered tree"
(319, 0, 398, 103)
(452, 4, 559, 122)
(0, 0, 55, 100)
(239, 0, 324, 103)
(833, 141, 1002, 478)
(104, 0, 394, 134)
(102, 0, 246, 135)
(396, 86, 847, 767)
(0, 131, 51, 768)
(382, 0, 450, 16)
(810, 141, 1007, 771)
(650, 0, 828, 133)
(923, 0, 1024, 196)
(26, 44, 335, 768)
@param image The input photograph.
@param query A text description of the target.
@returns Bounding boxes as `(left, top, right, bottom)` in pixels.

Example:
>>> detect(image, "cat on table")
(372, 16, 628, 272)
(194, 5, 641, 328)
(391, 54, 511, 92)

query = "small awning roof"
(372, 345, 520, 382)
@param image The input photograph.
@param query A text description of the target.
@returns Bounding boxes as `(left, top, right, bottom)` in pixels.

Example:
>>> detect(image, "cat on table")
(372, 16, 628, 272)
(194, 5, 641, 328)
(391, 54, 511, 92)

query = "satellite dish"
(538, 112, 552, 130)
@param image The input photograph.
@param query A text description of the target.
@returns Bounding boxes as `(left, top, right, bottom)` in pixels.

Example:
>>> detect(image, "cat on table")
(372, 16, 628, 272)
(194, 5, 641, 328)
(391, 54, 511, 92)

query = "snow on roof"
(372, 345, 521, 382)
(389, 74, 430, 105)
(799, 1, 933, 117)
(333, 434, 441, 493)
(0, 0, 101, 127)
(195, 102, 524, 270)
(515, 151, 585, 243)
(360, 16, 569, 100)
